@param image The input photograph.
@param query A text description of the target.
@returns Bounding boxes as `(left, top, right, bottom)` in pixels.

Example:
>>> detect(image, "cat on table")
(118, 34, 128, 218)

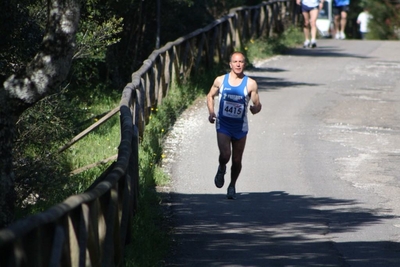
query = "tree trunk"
(0, 0, 81, 228)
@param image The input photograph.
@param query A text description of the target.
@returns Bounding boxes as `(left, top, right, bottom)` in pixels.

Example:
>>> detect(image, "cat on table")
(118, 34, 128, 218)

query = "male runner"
(207, 51, 262, 199)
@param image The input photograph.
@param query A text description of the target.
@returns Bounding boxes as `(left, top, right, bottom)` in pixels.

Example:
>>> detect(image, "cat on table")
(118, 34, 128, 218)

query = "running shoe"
(311, 42, 317, 48)
(335, 32, 340, 39)
(303, 40, 310, 48)
(227, 186, 236, 200)
(214, 166, 225, 188)
(340, 32, 346, 40)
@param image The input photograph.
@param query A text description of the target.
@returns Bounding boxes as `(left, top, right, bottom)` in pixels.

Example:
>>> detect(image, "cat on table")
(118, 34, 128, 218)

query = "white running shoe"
(335, 32, 340, 39)
(340, 32, 346, 40)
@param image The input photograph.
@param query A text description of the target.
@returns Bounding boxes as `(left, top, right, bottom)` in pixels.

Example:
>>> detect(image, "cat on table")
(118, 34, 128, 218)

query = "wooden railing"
(0, 107, 139, 266)
(0, 1, 294, 266)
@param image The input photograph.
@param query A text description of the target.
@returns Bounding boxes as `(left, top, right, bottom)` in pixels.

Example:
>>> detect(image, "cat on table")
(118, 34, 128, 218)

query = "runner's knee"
(219, 152, 231, 164)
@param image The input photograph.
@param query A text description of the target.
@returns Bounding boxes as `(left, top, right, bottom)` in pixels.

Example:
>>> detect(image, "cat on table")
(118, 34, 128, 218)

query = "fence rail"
(0, 1, 294, 266)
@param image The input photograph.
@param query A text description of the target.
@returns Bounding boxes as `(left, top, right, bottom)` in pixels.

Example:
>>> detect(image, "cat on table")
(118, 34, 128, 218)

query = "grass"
(13, 86, 122, 216)
(245, 25, 304, 64)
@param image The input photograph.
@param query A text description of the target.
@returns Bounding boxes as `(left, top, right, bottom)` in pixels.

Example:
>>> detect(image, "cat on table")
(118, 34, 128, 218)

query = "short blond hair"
(230, 51, 246, 62)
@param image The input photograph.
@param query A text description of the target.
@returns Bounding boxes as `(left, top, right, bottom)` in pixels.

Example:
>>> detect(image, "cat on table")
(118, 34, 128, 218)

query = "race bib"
(222, 101, 244, 118)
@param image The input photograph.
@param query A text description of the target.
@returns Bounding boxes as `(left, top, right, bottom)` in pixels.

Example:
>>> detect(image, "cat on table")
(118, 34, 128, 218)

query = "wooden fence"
(0, 1, 295, 266)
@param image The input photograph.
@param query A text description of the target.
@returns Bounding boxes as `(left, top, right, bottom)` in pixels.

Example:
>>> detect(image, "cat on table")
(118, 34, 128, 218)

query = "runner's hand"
(208, 113, 216, 123)
(250, 103, 262, 114)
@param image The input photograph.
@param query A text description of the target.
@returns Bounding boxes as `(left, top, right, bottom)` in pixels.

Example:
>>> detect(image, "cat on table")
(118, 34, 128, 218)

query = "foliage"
(0, 0, 267, 89)
(0, 0, 43, 82)
(74, 16, 124, 60)
(102, 0, 267, 88)
(279, 26, 305, 48)
(14, 94, 75, 214)
(364, 0, 400, 40)
(346, 0, 400, 40)
(1, 0, 83, 228)
(14, 84, 120, 218)
(245, 26, 303, 63)
(205, 0, 248, 18)
(8, 0, 124, 217)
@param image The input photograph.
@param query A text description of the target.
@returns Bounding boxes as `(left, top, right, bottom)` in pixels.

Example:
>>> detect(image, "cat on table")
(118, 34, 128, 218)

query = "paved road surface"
(162, 39, 400, 267)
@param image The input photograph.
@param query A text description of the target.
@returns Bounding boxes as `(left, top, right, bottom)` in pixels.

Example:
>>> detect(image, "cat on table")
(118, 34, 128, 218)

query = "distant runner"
(296, 0, 325, 48)
(333, 0, 350, 39)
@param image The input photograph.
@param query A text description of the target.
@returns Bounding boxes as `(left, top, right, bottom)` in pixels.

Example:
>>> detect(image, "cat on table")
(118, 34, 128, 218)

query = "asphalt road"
(161, 39, 400, 267)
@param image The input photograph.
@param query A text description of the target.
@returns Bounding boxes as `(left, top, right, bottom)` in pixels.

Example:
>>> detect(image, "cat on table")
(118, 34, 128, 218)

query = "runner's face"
(230, 54, 245, 74)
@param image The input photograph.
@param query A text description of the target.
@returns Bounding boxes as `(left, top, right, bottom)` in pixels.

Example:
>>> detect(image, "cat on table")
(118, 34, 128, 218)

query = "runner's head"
(229, 52, 246, 75)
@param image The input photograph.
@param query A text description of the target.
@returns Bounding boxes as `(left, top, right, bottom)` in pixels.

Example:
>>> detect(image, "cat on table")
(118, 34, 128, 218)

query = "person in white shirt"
(296, 0, 325, 48)
(357, 8, 372, 40)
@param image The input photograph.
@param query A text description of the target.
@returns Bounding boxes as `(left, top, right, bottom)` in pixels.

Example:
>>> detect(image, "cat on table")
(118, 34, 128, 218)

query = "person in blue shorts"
(207, 51, 262, 199)
(333, 0, 350, 39)
(296, 0, 325, 48)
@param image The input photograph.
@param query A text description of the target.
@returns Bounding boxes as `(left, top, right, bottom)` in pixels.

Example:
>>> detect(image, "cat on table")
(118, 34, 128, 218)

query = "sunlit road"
(162, 39, 400, 267)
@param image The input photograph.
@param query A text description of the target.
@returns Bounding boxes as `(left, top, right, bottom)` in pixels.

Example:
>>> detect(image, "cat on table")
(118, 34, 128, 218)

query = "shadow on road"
(164, 191, 400, 266)
(283, 46, 371, 59)
(247, 67, 287, 73)
(250, 76, 320, 91)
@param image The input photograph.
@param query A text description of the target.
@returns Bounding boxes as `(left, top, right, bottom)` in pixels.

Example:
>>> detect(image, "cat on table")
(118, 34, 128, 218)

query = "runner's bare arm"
(248, 78, 262, 114)
(207, 76, 223, 123)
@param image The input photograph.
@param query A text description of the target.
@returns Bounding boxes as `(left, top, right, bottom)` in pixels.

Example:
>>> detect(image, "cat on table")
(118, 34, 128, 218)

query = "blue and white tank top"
(217, 73, 250, 132)
(334, 0, 350, 6)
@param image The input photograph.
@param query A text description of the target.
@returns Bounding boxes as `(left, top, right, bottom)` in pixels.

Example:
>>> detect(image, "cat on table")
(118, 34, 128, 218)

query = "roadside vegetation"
(123, 71, 217, 266)
(245, 25, 304, 64)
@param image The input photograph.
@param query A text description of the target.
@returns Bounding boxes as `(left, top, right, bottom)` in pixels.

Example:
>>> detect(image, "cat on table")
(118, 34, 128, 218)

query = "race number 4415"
(222, 101, 244, 118)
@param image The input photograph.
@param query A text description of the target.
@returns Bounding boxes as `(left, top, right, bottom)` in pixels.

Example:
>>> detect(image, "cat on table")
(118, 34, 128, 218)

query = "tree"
(0, 0, 81, 228)
(366, 0, 400, 40)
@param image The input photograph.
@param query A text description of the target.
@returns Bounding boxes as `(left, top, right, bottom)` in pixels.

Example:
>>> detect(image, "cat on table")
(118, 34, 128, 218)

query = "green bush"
(365, 0, 400, 40)
(245, 25, 303, 63)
